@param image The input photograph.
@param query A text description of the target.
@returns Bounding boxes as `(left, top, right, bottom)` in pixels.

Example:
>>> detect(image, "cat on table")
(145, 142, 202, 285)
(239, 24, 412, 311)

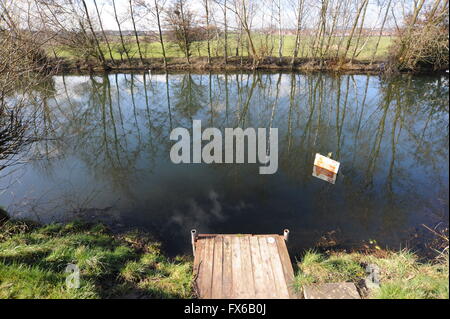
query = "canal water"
(0, 72, 448, 256)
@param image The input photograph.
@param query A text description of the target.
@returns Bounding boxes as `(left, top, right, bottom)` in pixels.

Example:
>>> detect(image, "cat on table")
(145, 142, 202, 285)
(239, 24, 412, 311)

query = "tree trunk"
(154, 0, 167, 69)
(277, 0, 283, 62)
(81, 0, 107, 67)
(236, 23, 242, 57)
(291, 0, 305, 66)
(129, 0, 144, 64)
(179, 0, 190, 64)
(323, 0, 341, 57)
(311, 0, 326, 59)
(343, 0, 368, 60)
(224, 0, 228, 64)
(93, 0, 115, 64)
(240, 0, 258, 65)
(112, 0, 131, 64)
(204, 0, 211, 64)
(351, 0, 369, 62)
(318, 0, 329, 64)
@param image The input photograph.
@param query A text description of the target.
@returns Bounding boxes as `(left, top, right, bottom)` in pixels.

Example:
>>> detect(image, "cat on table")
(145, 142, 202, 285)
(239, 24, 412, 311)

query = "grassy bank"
(53, 35, 393, 61)
(294, 250, 449, 299)
(0, 220, 193, 299)
(0, 218, 448, 299)
(48, 35, 396, 73)
(45, 35, 447, 73)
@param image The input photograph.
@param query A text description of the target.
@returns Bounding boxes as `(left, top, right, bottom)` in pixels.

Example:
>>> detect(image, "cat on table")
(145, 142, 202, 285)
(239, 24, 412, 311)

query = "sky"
(83, 0, 403, 32)
(7, 0, 409, 32)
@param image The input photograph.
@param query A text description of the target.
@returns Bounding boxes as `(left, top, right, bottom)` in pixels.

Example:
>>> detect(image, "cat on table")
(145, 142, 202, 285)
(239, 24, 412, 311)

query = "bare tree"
(81, 0, 107, 68)
(166, 0, 197, 64)
(390, 0, 449, 71)
(291, 0, 305, 65)
(136, 0, 168, 68)
(342, 0, 369, 60)
(317, 0, 329, 62)
(33, 0, 105, 64)
(0, 0, 55, 172)
(112, 0, 131, 64)
(129, 0, 144, 64)
(229, 0, 259, 65)
(350, 0, 369, 62)
(323, 0, 342, 57)
(203, 0, 211, 63)
(275, 0, 282, 61)
(93, 0, 116, 63)
(371, 0, 392, 64)
(223, 0, 228, 63)
(154, 0, 167, 68)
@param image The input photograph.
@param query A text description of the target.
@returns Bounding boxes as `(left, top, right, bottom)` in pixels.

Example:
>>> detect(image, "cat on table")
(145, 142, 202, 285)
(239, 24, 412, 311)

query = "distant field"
(52, 34, 394, 62)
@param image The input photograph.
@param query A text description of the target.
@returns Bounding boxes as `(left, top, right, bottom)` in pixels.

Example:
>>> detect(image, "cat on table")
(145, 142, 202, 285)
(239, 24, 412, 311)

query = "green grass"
(293, 250, 366, 292)
(51, 34, 393, 62)
(0, 220, 193, 299)
(294, 250, 449, 299)
(3, 217, 446, 299)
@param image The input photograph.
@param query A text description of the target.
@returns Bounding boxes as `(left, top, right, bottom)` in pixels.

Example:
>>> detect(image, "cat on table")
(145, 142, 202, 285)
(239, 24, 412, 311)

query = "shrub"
(388, 3, 449, 72)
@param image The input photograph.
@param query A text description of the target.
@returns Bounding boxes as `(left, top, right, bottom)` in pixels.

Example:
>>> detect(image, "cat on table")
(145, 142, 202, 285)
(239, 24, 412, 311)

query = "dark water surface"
(1, 72, 448, 256)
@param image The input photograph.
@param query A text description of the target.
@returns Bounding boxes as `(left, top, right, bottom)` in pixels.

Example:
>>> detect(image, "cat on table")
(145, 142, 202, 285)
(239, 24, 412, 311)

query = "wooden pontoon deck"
(192, 231, 297, 299)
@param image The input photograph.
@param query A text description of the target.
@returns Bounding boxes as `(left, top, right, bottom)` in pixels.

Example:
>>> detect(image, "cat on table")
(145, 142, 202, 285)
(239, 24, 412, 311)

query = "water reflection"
(0, 72, 448, 256)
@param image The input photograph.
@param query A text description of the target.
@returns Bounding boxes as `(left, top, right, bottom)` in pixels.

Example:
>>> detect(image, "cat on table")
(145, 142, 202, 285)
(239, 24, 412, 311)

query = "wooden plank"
(239, 236, 256, 298)
(275, 236, 296, 298)
(194, 233, 295, 299)
(198, 234, 279, 237)
(258, 236, 287, 298)
(257, 236, 277, 297)
(249, 236, 273, 298)
(193, 238, 205, 276)
(193, 237, 204, 296)
(196, 238, 207, 298)
(211, 236, 223, 299)
(204, 237, 215, 299)
(196, 238, 214, 298)
(222, 236, 233, 299)
(231, 236, 244, 298)
(260, 236, 290, 298)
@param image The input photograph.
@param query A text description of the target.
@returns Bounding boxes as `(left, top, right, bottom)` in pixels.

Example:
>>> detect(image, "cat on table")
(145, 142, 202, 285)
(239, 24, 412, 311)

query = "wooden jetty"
(192, 229, 297, 299)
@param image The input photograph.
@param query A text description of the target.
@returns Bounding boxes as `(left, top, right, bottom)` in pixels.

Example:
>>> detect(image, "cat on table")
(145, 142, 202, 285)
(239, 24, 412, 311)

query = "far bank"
(48, 56, 416, 74)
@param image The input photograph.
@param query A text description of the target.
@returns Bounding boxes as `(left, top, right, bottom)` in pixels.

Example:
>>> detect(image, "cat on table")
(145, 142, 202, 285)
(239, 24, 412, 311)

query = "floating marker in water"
(312, 153, 340, 184)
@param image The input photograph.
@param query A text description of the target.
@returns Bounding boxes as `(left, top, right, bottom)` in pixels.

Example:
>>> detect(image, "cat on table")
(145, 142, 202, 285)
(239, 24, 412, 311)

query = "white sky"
(84, 0, 402, 31)
(8, 0, 410, 32)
